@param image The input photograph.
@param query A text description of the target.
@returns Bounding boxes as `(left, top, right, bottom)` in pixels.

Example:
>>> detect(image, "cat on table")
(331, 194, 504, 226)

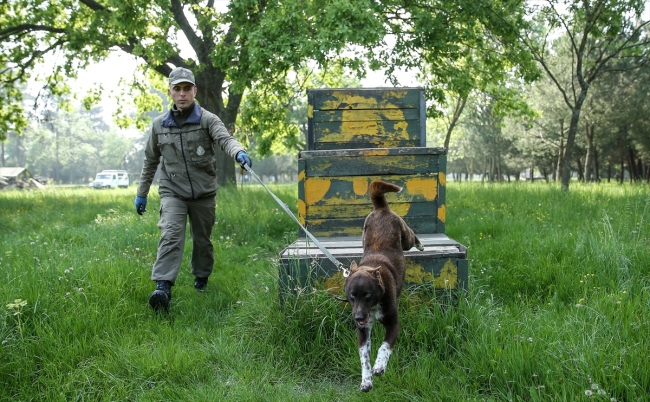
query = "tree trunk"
(561, 89, 589, 191)
(576, 156, 584, 182)
(497, 154, 502, 182)
(55, 126, 60, 184)
(444, 95, 467, 151)
(584, 124, 593, 182)
(530, 165, 534, 183)
(556, 119, 564, 182)
(593, 148, 600, 182)
(196, 69, 244, 187)
(628, 148, 637, 182)
(607, 157, 612, 183)
(619, 154, 625, 183)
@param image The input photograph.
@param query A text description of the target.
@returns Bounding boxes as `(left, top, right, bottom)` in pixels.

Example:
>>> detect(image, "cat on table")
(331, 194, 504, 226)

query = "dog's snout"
(355, 312, 370, 326)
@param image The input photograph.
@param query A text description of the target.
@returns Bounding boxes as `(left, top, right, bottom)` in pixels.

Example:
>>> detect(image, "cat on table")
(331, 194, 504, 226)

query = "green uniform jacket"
(137, 103, 245, 200)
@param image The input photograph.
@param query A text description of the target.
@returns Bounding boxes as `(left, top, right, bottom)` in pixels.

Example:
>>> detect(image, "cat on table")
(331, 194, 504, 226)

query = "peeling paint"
(298, 170, 305, 181)
(439, 172, 446, 186)
(298, 199, 306, 225)
(438, 204, 446, 223)
(434, 258, 457, 289)
(362, 149, 391, 157)
(404, 260, 434, 284)
(392, 121, 409, 140)
(305, 178, 331, 205)
(405, 177, 437, 201)
(319, 93, 407, 110)
(311, 161, 333, 171)
(390, 203, 410, 216)
(353, 178, 369, 196)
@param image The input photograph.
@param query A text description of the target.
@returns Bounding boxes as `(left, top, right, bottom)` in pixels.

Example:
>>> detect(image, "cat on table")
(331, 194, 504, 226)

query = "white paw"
(373, 342, 392, 376)
(360, 379, 373, 392)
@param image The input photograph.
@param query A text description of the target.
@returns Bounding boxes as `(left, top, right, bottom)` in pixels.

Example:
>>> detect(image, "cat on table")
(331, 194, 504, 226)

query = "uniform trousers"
(151, 195, 216, 284)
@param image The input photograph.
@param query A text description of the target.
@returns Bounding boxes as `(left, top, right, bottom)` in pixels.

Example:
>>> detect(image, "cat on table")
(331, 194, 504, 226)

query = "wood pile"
(0, 176, 47, 190)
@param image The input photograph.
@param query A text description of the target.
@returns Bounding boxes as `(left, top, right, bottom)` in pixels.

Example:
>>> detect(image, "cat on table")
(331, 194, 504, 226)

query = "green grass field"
(1, 182, 649, 401)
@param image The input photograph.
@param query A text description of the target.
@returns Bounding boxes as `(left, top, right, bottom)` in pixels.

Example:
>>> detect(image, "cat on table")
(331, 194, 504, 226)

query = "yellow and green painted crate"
(279, 88, 468, 297)
(297, 147, 447, 237)
(307, 87, 426, 150)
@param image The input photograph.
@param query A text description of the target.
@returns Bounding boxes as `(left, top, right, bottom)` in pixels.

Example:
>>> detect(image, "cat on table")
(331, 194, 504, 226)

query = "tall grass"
(1, 182, 649, 401)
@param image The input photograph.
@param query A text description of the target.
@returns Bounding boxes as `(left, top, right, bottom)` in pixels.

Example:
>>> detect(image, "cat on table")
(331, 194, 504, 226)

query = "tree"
(237, 63, 362, 157)
(1, 0, 386, 185)
(369, 0, 540, 150)
(520, 0, 650, 190)
(4, 102, 138, 184)
(584, 62, 650, 182)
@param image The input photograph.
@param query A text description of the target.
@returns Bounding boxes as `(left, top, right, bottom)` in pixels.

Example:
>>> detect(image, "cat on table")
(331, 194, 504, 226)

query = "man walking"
(134, 66, 252, 312)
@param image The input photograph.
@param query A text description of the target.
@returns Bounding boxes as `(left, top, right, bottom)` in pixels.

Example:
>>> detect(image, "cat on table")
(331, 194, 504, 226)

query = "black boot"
(149, 280, 172, 311)
(194, 276, 208, 291)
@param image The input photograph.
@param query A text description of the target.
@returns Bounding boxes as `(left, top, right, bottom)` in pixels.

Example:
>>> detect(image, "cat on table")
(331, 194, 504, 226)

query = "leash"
(242, 163, 350, 278)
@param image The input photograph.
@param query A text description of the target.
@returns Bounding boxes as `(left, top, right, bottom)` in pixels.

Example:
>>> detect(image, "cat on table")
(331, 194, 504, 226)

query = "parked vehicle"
(89, 170, 130, 189)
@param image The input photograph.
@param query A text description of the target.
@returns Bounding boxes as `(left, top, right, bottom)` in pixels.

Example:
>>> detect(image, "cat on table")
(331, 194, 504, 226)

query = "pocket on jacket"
(188, 138, 214, 164)
(157, 142, 179, 164)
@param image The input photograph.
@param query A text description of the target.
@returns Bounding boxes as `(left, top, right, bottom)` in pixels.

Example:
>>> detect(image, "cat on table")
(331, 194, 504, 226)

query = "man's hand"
(134, 196, 147, 215)
(236, 151, 252, 168)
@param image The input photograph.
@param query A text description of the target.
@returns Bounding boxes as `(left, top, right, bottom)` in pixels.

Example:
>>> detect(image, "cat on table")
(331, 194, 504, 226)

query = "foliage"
(520, 0, 650, 189)
(2, 102, 138, 183)
(237, 63, 362, 157)
(370, 0, 541, 152)
(0, 0, 388, 185)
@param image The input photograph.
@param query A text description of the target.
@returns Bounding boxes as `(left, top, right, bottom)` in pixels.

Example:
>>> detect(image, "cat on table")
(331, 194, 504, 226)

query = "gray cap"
(169, 67, 196, 86)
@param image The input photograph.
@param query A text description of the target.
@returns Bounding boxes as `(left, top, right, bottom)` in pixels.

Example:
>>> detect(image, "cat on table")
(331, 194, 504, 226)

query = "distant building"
(0, 167, 33, 183)
(0, 167, 46, 189)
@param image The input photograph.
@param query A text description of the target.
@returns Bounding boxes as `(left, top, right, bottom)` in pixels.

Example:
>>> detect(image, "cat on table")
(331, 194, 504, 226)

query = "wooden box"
(279, 234, 468, 296)
(307, 88, 426, 150)
(297, 147, 447, 237)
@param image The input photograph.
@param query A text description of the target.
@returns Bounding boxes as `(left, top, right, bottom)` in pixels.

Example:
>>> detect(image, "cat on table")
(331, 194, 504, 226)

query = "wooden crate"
(279, 234, 468, 296)
(297, 147, 447, 237)
(307, 88, 426, 150)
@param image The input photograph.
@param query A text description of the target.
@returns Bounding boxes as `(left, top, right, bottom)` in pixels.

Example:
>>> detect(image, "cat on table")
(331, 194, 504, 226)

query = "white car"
(89, 170, 130, 189)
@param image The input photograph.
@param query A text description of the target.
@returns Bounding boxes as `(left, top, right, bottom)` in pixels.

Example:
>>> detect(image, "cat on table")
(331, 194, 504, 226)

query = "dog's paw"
(372, 367, 386, 377)
(360, 380, 373, 392)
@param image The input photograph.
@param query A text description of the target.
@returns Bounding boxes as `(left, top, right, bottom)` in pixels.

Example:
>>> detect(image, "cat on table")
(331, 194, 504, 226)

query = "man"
(134, 66, 253, 312)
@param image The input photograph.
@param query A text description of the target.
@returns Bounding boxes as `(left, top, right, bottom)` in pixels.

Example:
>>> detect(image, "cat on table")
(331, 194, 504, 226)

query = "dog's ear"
(371, 267, 385, 291)
(350, 261, 359, 273)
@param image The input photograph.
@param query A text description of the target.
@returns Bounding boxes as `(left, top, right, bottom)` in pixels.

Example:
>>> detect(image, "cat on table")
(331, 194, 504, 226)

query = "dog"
(343, 180, 424, 392)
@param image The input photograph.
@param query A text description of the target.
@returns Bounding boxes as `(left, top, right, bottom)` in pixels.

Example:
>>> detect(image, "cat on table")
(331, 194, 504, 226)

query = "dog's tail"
(369, 180, 401, 210)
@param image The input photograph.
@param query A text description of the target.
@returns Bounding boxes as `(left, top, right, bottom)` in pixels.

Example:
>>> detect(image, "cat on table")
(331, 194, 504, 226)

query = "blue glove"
(134, 196, 147, 215)
(236, 151, 252, 168)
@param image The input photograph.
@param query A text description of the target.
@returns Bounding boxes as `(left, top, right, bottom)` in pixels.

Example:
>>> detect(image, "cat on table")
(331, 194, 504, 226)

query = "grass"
(1, 182, 649, 401)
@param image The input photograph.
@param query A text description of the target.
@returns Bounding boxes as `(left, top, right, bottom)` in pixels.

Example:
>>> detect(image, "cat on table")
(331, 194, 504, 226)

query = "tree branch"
(0, 24, 65, 39)
(79, 0, 105, 11)
(170, 0, 206, 64)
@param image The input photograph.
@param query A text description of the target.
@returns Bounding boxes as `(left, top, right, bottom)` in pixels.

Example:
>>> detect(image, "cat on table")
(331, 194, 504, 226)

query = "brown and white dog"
(343, 180, 423, 392)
